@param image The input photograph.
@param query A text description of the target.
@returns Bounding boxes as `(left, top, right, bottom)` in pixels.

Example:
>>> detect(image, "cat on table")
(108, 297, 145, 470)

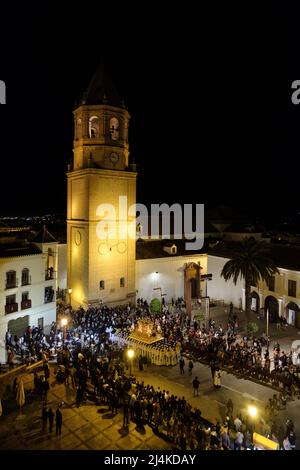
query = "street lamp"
(127, 348, 135, 375)
(248, 404, 258, 419)
(68, 287, 72, 306)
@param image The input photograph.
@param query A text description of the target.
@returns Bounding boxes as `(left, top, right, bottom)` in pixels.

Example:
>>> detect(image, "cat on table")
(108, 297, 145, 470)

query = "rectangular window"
(268, 276, 275, 292)
(288, 280, 297, 298)
(120, 277, 125, 288)
(6, 294, 16, 305)
(6, 271, 17, 289)
(100, 280, 105, 290)
(22, 269, 30, 286)
(22, 292, 29, 301)
(44, 286, 55, 303)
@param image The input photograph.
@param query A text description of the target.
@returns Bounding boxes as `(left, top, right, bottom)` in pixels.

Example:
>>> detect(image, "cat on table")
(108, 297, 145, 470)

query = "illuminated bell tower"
(67, 64, 137, 308)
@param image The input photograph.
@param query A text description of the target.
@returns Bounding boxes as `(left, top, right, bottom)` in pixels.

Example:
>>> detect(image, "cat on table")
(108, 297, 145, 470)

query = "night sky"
(0, 3, 299, 222)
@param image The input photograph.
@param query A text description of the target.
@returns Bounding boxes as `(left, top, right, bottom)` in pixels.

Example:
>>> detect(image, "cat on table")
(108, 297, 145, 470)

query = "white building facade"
(0, 227, 58, 363)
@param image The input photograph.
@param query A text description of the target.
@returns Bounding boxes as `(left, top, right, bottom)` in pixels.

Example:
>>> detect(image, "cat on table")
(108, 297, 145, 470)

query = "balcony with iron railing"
(45, 269, 56, 281)
(5, 303, 18, 314)
(21, 299, 32, 310)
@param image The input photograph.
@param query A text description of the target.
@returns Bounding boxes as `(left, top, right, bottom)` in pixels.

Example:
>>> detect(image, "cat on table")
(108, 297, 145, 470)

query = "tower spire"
(80, 59, 121, 107)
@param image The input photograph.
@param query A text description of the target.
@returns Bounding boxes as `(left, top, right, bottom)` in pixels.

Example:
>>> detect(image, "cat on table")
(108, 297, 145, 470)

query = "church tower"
(67, 65, 137, 308)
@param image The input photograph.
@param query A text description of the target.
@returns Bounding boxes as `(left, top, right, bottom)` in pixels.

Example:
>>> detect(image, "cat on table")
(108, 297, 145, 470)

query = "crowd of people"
(183, 318, 300, 398)
(2, 299, 299, 450)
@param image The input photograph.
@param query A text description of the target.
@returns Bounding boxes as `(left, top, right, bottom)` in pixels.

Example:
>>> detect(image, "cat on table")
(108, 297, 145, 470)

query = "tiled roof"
(0, 242, 42, 258)
(31, 226, 57, 244)
(136, 239, 207, 260)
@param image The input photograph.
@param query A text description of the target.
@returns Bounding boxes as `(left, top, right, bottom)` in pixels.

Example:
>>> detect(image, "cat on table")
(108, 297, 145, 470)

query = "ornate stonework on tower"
(67, 64, 137, 308)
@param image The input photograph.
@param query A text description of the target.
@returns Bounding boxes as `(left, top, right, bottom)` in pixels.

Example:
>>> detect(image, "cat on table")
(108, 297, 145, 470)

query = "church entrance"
(184, 263, 201, 316)
(190, 278, 198, 299)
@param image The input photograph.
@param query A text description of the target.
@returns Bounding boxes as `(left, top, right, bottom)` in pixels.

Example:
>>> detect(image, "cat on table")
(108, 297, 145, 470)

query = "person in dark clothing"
(48, 408, 54, 433)
(188, 360, 194, 376)
(146, 400, 153, 425)
(179, 358, 185, 375)
(123, 399, 130, 427)
(134, 399, 142, 426)
(42, 405, 48, 432)
(192, 377, 200, 396)
(42, 378, 50, 402)
(111, 392, 118, 415)
(178, 434, 186, 450)
(288, 430, 296, 450)
(56, 407, 62, 435)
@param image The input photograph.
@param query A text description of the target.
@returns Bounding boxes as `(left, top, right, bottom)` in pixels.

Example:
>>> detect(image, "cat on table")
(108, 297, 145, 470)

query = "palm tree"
(221, 238, 279, 325)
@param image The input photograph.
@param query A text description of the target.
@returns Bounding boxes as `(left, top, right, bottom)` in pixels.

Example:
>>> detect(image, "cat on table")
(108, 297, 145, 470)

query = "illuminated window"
(100, 280, 105, 290)
(89, 116, 100, 138)
(109, 117, 119, 141)
(120, 277, 125, 288)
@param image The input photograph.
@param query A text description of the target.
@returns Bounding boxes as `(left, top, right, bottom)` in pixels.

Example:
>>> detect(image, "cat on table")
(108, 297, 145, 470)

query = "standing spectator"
(42, 377, 50, 402)
(213, 368, 221, 389)
(234, 415, 242, 432)
(235, 430, 244, 450)
(179, 358, 185, 375)
(192, 376, 200, 397)
(48, 408, 54, 433)
(221, 424, 231, 450)
(123, 396, 130, 428)
(226, 399, 233, 417)
(188, 360, 194, 376)
(55, 406, 62, 435)
(288, 430, 296, 450)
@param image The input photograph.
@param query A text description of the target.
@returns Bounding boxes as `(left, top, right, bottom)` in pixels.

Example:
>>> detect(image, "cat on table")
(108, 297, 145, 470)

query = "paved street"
(133, 360, 300, 448)
(1, 358, 299, 450)
(0, 368, 173, 451)
(1, 304, 300, 450)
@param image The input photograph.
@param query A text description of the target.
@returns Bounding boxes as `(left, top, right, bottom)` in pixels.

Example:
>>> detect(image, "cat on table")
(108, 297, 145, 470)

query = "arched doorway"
(265, 296, 279, 323)
(286, 302, 300, 328)
(251, 291, 260, 313)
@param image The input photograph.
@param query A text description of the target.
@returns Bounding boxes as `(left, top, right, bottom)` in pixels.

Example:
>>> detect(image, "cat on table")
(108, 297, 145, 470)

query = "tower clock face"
(109, 152, 119, 164)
